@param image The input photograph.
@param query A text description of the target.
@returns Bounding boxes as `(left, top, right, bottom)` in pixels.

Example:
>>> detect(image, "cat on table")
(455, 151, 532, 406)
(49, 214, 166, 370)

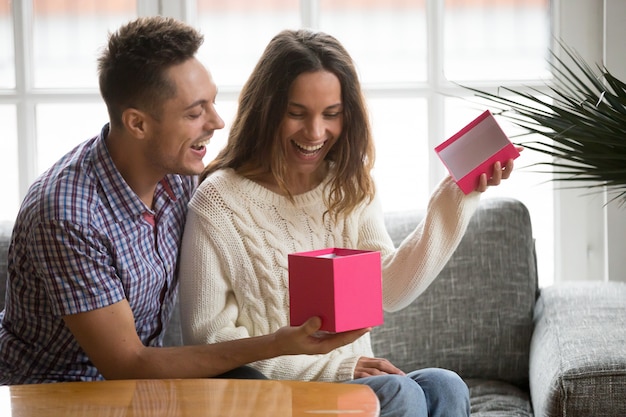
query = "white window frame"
(7, 0, 623, 284)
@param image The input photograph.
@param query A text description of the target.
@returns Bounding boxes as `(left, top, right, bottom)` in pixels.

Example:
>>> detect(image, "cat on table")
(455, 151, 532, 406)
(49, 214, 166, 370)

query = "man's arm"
(63, 299, 369, 379)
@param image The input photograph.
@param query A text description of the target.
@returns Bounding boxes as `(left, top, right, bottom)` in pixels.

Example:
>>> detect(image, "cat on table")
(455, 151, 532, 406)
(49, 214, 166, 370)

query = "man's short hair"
(98, 16, 204, 125)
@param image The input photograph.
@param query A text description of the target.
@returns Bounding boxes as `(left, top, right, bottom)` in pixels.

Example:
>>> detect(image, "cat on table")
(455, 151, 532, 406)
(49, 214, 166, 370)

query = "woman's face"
(279, 70, 343, 183)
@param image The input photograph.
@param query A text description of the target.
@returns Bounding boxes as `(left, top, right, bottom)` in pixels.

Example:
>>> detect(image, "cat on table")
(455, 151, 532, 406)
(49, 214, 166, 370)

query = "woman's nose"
(305, 116, 325, 141)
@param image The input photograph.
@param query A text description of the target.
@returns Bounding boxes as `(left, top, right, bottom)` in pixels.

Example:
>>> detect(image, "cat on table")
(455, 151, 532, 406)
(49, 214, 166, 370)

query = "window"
(2, 0, 553, 284)
(2, 0, 137, 222)
(193, 0, 553, 284)
(0, 105, 18, 216)
(0, 1, 13, 89)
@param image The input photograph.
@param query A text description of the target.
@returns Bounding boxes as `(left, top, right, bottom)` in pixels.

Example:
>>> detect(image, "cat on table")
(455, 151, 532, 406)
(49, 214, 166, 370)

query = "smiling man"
(0, 16, 368, 385)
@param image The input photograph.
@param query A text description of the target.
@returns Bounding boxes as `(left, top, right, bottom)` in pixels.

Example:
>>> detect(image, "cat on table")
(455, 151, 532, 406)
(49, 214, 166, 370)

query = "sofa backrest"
(372, 197, 538, 389)
(0, 222, 12, 311)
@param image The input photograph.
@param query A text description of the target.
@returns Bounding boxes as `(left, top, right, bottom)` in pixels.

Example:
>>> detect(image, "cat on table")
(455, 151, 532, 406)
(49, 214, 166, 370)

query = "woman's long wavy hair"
(202, 29, 375, 221)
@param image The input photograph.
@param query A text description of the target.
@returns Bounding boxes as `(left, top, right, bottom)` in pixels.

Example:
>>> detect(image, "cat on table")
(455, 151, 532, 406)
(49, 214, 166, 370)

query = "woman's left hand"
(475, 146, 522, 192)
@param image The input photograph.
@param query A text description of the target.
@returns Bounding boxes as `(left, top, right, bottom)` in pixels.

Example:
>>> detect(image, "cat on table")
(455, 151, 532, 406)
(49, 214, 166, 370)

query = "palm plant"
(464, 41, 626, 205)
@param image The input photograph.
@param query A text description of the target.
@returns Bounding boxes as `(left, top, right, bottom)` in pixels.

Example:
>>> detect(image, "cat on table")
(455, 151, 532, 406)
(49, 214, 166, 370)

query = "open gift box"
(435, 110, 520, 194)
(288, 248, 383, 332)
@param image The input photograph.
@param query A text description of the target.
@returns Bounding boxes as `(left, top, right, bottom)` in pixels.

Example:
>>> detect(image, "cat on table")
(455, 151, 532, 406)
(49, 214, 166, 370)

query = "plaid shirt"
(0, 125, 195, 384)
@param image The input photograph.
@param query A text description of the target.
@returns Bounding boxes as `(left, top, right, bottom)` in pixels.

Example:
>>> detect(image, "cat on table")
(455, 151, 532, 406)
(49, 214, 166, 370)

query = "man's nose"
(205, 105, 225, 131)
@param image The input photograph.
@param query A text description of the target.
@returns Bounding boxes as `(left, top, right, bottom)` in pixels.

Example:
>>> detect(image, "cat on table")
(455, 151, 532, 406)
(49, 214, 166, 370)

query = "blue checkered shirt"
(0, 125, 195, 384)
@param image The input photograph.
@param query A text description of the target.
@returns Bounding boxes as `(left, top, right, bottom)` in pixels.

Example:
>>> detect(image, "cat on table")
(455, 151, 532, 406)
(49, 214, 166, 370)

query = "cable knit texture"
(178, 168, 480, 382)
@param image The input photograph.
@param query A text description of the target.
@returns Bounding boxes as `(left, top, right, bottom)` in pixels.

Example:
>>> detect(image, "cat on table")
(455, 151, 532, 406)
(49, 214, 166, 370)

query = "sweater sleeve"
(178, 205, 251, 346)
(360, 175, 480, 312)
(250, 337, 371, 382)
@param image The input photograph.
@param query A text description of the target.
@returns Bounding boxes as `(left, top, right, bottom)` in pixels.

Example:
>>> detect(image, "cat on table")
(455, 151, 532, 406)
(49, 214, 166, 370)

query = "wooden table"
(0, 378, 380, 416)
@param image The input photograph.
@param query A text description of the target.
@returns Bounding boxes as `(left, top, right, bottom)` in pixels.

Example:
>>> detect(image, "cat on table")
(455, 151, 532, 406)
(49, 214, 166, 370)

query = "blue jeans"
(345, 368, 470, 417)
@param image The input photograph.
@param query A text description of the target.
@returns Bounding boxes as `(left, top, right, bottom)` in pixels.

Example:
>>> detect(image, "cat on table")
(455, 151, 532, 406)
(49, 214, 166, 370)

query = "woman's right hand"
(354, 356, 405, 379)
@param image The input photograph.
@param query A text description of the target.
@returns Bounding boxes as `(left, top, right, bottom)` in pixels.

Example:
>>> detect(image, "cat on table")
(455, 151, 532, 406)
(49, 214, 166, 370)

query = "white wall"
(554, 0, 626, 282)
(603, 0, 626, 282)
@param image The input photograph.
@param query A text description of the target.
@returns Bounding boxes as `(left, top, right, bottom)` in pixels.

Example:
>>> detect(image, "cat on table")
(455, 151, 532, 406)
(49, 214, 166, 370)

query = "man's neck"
(105, 127, 160, 209)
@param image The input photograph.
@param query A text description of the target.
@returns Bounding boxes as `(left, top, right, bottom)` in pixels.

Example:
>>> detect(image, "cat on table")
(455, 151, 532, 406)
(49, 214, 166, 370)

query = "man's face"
(144, 58, 224, 177)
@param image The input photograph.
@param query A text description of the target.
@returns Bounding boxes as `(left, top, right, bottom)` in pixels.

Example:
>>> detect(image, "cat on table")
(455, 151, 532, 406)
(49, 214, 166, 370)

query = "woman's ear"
(122, 108, 148, 139)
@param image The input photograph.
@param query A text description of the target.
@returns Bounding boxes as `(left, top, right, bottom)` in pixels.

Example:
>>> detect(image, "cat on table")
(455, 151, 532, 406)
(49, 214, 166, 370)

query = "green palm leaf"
(464, 41, 626, 205)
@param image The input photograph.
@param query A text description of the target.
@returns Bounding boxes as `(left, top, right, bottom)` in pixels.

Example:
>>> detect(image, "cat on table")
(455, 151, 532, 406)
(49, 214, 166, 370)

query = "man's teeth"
(192, 139, 210, 149)
(294, 141, 325, 152)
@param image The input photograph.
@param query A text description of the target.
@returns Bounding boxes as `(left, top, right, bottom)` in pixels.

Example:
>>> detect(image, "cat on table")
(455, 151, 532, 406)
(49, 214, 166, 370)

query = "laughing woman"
(178, 29, 516, 417)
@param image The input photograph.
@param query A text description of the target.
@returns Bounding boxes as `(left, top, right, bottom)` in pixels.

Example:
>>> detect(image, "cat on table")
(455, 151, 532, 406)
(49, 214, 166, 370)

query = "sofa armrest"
(529, 281, 626, 417)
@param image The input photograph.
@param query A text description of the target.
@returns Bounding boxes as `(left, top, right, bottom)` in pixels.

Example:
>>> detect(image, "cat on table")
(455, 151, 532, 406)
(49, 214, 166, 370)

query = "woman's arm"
(361, 159, 516, 312)
(358, 176, 479, 312)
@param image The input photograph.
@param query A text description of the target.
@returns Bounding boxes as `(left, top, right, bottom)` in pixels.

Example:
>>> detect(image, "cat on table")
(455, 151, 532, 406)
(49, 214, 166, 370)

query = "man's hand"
(353, 356, 405, 379)
(273, 317, 370, 356)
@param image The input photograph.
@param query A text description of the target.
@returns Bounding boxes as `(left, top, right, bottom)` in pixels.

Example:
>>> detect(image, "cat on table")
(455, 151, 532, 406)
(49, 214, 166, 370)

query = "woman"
(179, 29, 515, 416)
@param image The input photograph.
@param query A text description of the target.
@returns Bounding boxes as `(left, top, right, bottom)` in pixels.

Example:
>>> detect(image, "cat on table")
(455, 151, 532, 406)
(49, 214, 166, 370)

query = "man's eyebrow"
(183, 99, 207, 111)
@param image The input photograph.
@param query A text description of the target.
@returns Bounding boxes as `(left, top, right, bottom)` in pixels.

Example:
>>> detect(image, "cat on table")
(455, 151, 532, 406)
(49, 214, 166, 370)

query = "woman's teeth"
(293, 140, 325, 154)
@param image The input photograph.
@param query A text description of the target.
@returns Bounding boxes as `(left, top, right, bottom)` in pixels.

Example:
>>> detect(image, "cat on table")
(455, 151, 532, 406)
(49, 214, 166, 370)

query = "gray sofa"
(373, 198, 626, 416)
(1, 197, 625, 416)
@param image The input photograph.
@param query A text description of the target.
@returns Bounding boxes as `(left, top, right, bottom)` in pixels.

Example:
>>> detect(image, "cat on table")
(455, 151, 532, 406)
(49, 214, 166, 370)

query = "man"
(0, 16, 367, 385)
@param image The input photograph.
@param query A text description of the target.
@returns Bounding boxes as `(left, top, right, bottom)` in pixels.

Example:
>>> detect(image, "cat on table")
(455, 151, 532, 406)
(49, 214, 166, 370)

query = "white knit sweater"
(178, 168, 480, 382)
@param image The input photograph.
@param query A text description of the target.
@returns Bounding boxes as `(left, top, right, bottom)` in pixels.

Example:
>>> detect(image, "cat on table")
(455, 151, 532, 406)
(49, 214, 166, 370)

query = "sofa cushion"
(530, 281, 626, 417)
(372, 197, 538, 389)
(466, 379, 533, 417)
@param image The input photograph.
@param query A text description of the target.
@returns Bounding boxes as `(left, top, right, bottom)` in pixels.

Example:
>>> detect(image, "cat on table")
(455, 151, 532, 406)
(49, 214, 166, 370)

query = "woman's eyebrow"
(287, 102, 343, 110)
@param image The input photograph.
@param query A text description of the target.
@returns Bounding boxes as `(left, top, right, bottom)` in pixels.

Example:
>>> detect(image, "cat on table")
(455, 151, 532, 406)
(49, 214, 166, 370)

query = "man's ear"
(122, 108, 149, 139)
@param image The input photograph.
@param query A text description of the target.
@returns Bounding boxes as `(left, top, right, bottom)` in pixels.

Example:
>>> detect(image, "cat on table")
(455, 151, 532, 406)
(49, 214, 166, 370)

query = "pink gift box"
(288, 248, 383, 332)
(435, 110, 520, 194)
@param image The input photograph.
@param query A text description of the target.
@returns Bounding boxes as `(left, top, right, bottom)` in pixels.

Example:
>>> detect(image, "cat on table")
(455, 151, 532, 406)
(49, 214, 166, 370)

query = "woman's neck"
(249, 163, 329, 196)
